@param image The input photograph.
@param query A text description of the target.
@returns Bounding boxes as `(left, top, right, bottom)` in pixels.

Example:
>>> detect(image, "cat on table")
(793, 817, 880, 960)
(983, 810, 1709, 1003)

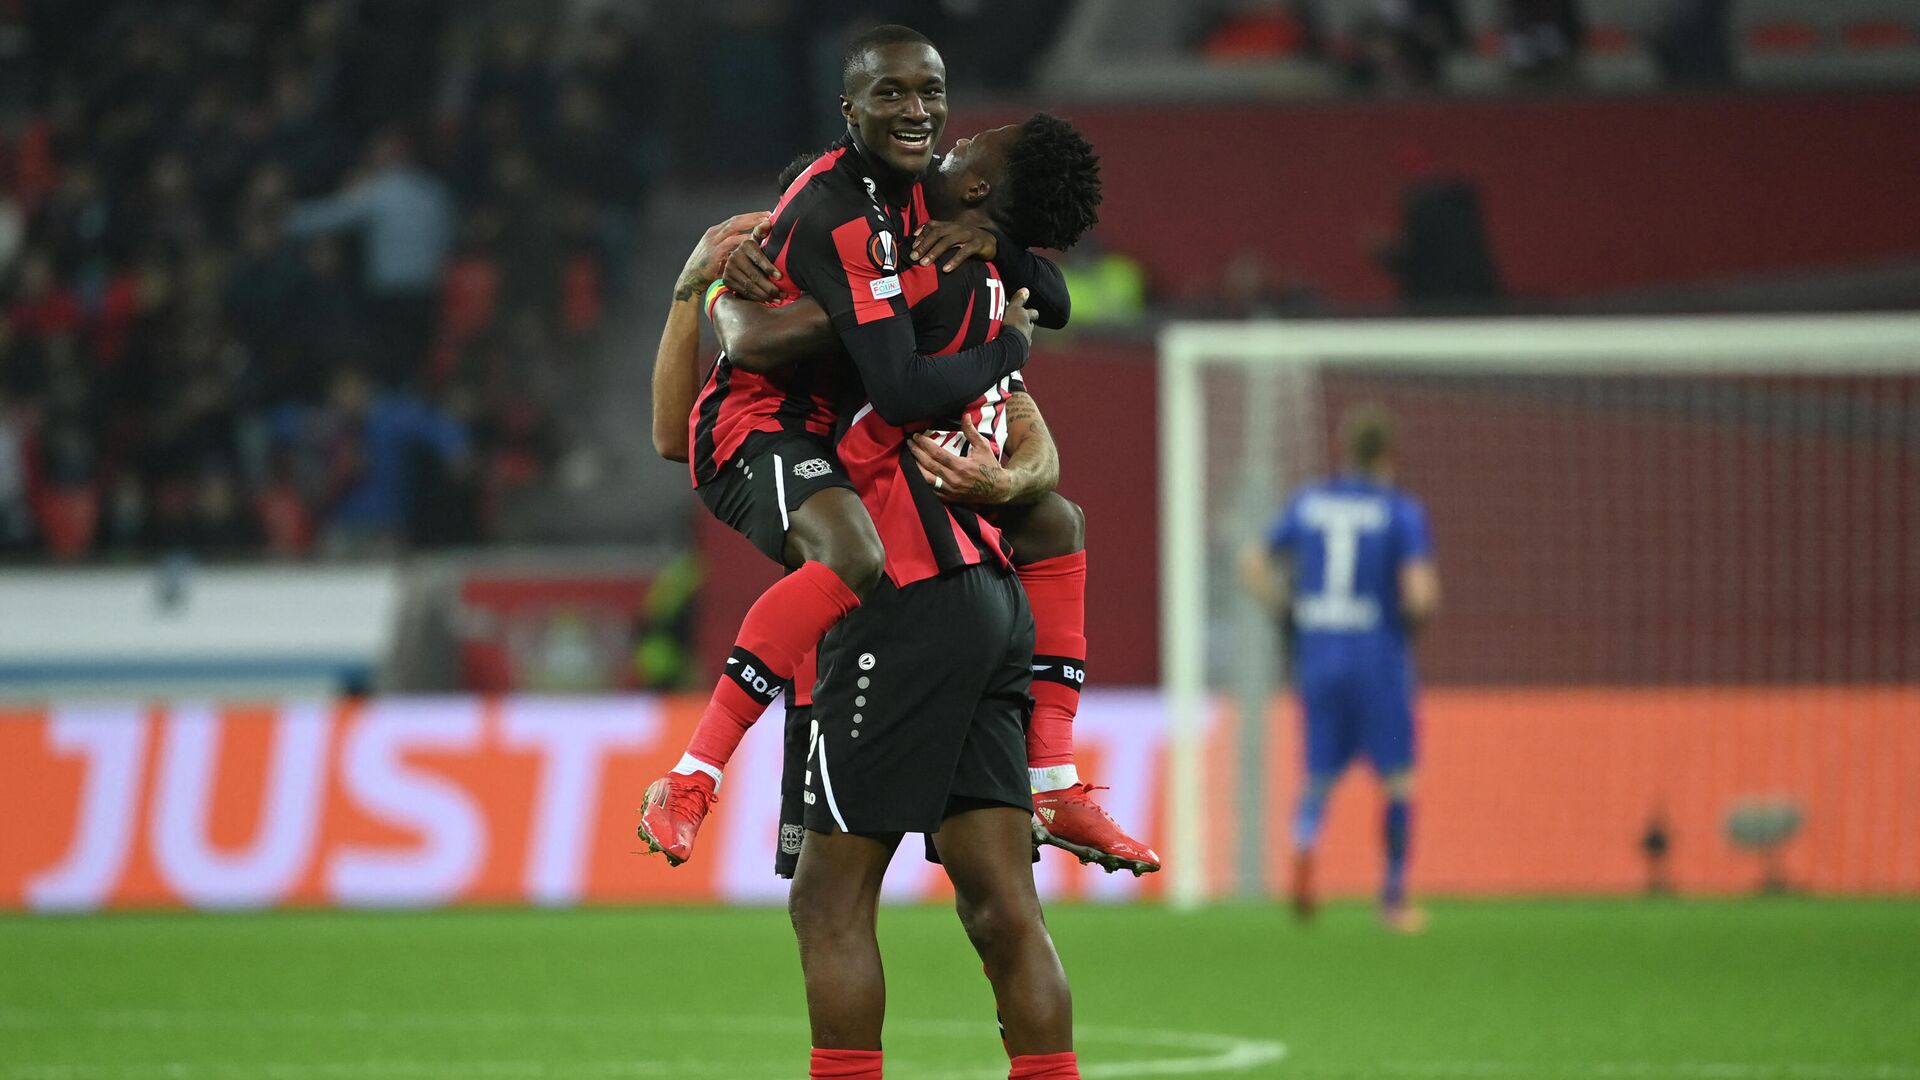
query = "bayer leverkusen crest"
(867, 230, 898, 274)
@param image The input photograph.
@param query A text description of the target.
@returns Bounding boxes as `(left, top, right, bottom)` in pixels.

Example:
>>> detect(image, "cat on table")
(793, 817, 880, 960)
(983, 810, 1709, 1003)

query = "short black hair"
(775, 150, 823, 194)
(841, 24, 935, 95)
(994, 113, 1102, 251)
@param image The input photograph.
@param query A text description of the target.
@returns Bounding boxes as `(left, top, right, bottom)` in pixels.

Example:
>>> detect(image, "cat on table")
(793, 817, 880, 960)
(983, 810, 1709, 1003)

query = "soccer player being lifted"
(647, 26, 1080, 1079)
(1239, 405, 1440, 933)
(643, 56, 1155, 876)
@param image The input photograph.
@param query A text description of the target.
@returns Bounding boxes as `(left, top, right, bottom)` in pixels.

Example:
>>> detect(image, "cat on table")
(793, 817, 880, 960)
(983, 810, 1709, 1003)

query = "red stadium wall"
(959, 90, 1920, 303)
(697, 350, 1920, 687)
(5, 690, 1916, 911)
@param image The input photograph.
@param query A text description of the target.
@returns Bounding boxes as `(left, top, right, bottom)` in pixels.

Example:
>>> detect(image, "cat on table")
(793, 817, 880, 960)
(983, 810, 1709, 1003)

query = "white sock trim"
(1030, 764, 1080, 793)
(672, 753, 724, 791)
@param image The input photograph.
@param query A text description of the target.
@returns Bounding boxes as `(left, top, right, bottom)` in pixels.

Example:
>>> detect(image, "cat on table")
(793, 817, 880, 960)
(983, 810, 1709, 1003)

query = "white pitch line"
(1370, 1062, 1920, 1080)
(0, 1009, 1285, 1080)
(6, 1009, 1910, 1080)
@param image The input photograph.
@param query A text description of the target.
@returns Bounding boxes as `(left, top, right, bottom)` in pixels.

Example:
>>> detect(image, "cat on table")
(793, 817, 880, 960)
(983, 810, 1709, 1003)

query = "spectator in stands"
(1342, 0, 1467, 91)
(1372, 146, 1505, 309)
(541, 80, 645, 300)
(269, 367, 472, 555)
(0, 190, 23, 284)
(223, 215, 304, 382)
(2, 1, 879, 561)
(177, 464, 264, 554)
(1500, 0, 1586, 81)
(1652, 0, 1734, 87)
(479, 147, 564, 331)
(36, 162, 126, 284)
(1200, 1, 1327, 63)
(472, 22, 557, 125)
(6, 249, 80, 348)
(0, 391, 31, 552)
(286, 128, 454, 388)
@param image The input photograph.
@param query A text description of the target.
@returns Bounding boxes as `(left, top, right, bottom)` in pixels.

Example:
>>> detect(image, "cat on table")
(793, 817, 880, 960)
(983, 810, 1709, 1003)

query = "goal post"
(1157, 314, 1920, 909)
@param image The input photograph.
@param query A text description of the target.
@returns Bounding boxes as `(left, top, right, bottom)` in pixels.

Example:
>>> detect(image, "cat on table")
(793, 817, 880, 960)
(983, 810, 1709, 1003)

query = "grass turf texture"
(3, 900, 1917, 1079)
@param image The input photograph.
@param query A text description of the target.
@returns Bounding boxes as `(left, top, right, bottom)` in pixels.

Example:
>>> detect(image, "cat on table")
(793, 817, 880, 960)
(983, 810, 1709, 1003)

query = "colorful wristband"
(703, 279, 729, 321)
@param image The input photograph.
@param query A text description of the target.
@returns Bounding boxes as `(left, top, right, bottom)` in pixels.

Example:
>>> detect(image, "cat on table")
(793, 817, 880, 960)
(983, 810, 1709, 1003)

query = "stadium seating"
(1735, 0, 1920, 83)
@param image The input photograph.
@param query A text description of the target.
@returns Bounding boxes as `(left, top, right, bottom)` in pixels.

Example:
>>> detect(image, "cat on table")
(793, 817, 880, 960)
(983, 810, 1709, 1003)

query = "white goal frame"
(1157, 313, 1920, 909)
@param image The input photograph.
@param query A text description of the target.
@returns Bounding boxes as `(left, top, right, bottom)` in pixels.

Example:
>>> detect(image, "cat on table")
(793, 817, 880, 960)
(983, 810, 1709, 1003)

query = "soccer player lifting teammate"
(1239, 405, 1440, 933)
(652, 26, 1082, 1079)
(642, 37, 1156, 880)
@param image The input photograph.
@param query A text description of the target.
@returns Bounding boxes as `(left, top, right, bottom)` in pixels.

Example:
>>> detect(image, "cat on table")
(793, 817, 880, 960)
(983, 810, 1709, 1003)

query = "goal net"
(1157, 316, 1920, 908)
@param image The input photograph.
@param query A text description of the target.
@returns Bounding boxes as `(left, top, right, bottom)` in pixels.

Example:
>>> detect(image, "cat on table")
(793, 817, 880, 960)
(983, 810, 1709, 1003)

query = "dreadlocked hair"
(995, 113, 1102, 251)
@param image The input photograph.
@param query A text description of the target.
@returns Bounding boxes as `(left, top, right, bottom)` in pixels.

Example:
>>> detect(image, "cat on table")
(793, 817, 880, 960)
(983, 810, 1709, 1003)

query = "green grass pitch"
(4, 899, 1918, 1079)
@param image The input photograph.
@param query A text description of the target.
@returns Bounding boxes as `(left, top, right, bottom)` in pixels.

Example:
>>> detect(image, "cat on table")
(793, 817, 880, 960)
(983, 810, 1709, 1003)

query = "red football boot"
(635, 772, 717, 867)
(1032, 783, 1161, 876)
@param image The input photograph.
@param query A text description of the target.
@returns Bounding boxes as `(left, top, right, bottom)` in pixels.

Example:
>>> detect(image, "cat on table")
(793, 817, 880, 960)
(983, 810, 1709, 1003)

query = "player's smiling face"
(843, 43, 947, 178)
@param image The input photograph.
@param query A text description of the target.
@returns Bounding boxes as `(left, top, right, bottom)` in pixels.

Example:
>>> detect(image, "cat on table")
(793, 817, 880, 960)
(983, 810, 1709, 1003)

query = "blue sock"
(1383, 798, 1412, 906)
(1293, 778, 1333, 852)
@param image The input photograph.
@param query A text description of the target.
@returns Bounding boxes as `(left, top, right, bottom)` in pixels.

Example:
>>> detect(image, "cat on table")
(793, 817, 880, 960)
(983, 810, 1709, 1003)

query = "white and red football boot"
(1031, 783, 1161, 876)
(635, 772, 718, 867)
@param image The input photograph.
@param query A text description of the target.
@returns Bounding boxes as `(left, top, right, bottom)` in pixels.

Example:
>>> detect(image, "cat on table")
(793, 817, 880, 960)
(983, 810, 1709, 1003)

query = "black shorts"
(697, 430, 853, 564)
(801, 564, 1035, 837)
(779, 702, 1034, 874)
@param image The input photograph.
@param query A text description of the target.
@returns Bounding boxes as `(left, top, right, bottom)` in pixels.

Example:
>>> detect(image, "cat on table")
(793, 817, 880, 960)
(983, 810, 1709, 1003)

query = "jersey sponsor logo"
(724, 647, 783, 704)
(779, 823, 805, 855)
(1031, 656, 1087, 690)
(869, 274, 902, 301)
(792, 457, 833, 480)
(867, 229, 898, 273)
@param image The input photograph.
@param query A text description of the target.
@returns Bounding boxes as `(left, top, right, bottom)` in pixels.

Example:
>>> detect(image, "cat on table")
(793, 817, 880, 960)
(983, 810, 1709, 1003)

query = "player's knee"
(787, 877, 850, 942)
(1019, 494, 1085, 562)
(956, 896, 1008, 959)
(1045, 495, 1087, 554)
(821, 532, 884, 597)
(797, 517, 883, 597)
(956, 892, 1041, 962)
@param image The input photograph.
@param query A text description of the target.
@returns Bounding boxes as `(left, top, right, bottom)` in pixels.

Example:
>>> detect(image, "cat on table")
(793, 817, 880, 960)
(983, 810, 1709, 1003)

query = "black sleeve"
(838, 317, 1029, 426)
(783, 201, 1029, 426)
(989, 228, 1070, 330)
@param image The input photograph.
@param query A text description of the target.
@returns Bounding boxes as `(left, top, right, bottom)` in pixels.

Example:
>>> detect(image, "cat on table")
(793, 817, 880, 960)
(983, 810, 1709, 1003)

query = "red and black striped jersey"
(690, 136, 1028, 486)
(686, 146, 868, 487)
(837, 253, 1022, 588)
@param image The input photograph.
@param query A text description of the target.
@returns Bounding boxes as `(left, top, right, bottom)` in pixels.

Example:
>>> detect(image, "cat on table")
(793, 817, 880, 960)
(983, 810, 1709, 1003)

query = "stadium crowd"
(0, 0, 658, 559)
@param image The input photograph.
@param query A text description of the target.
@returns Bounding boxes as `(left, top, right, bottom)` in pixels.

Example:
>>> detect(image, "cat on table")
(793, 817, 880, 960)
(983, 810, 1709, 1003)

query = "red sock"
(684, 562, 859, 774)
(1010, 1051, 1079, 1080)
(1017, 551, 1086, 772)
(810, 1047, 883, 1079)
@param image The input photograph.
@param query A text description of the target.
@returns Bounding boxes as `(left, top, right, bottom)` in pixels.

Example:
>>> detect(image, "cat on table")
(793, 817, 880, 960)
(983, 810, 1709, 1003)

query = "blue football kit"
(1265, 474, 1433, 777)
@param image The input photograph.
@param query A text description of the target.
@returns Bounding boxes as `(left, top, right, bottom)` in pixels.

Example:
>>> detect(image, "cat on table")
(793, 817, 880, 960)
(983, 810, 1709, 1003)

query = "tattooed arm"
(907, 391, 1059, 505)
(652, 212, 769, 460)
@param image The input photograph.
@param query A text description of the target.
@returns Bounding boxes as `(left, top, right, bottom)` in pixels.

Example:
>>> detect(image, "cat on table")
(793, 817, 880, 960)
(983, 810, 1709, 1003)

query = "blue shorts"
(1297, 662, 1416, 777)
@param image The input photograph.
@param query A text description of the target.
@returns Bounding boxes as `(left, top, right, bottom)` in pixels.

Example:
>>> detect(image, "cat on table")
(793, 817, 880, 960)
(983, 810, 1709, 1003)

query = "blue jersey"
(1266, 474, 1432, 680)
